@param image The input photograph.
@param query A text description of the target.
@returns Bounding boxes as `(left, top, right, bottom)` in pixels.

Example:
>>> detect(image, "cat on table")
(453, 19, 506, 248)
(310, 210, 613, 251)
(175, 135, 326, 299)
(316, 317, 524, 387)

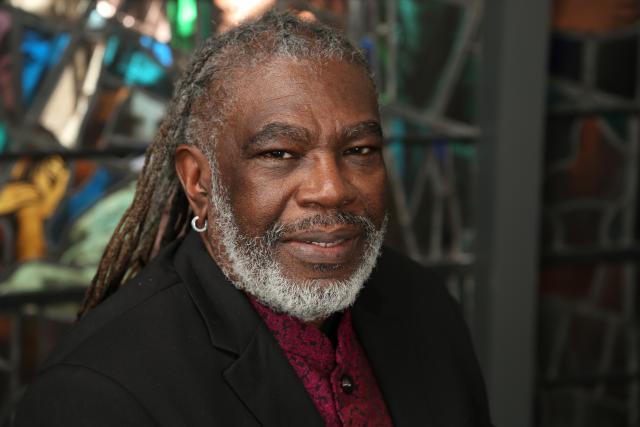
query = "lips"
(305, 240, 346, 248)
(280, 227, 361, 265)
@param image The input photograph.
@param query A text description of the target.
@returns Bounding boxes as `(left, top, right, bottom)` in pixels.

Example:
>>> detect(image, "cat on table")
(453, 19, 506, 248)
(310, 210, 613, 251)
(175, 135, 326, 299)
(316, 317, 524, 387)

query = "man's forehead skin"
(219, 57, 380, 153)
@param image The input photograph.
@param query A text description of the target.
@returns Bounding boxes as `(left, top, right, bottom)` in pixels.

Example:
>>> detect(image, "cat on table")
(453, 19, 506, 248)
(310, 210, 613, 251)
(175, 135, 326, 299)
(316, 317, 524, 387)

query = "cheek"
(354, 169, 388, 221)
(226, 172, 294, 236)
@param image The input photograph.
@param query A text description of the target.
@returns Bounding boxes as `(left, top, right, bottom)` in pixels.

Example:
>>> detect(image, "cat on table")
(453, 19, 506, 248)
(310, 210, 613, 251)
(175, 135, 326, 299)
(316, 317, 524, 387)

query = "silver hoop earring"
(191, 216, 208, 233)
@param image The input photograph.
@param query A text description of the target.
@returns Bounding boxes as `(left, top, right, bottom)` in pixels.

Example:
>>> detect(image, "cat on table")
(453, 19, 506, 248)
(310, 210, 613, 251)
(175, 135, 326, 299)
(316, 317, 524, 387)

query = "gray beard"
(206, 159, 387, 322)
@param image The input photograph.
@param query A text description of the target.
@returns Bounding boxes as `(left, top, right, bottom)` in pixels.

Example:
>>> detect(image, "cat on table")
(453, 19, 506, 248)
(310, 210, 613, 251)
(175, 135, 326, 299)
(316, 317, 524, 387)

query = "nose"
(295, 154, 357, 210)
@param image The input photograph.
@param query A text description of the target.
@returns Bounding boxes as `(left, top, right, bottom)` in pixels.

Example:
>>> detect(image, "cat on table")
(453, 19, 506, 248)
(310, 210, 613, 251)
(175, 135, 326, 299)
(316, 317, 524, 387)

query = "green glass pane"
(0, 122, 7, 153)
(396, 1, 463, 109)
(177, 0, 198, 38)
(197, 0, 213, 39)
(445, 56, 478, 124)
(451, 142, 476, 159)
(167, 0, 197, 51)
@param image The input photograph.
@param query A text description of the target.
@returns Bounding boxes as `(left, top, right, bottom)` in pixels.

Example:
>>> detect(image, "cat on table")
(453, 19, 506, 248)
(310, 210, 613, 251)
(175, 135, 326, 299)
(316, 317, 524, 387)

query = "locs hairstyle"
(79, 10, 375, 316)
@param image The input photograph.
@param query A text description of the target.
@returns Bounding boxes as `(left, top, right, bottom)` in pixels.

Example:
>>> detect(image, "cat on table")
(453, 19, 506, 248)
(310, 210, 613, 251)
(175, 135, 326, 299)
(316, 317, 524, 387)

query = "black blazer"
(14, 232, 492, 426)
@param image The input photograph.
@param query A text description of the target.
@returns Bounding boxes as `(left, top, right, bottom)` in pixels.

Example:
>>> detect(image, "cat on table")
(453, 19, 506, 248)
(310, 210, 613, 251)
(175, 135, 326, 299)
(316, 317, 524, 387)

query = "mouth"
(280, 227, 362, 265)
(303, 239, 347, 248)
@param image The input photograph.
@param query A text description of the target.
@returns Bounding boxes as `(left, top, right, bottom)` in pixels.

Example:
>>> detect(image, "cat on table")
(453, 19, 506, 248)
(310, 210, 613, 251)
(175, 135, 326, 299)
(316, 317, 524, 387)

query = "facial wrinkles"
(204, 153, 388, 322)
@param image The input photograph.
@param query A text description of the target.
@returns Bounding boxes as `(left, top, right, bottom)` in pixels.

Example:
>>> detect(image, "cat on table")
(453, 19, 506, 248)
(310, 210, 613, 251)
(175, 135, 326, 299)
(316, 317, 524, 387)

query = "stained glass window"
(0, 0, 484, 419)
(539, 0, 640, 424)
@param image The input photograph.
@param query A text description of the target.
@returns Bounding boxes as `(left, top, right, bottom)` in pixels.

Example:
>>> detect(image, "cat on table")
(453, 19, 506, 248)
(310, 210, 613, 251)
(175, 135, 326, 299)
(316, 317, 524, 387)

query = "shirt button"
(340, 375, 354, 394)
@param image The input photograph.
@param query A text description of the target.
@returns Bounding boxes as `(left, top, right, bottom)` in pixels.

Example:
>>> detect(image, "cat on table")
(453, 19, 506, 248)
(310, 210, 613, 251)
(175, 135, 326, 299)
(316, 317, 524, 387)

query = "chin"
(269, 241, 373, 289)
(220, 214, 388, 322)
(280, 260, 360, 283)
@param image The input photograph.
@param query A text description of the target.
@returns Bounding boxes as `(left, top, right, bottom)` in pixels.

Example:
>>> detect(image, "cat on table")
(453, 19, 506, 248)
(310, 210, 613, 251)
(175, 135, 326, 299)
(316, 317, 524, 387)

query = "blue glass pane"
(139, 36, 173, 67)
(359, 36, 375, 68)
(104, 38, 171, 95)
(49, 168, 115, 245)
(122, 52, 164, 86)
(67, 168, 112, 221)
(21, 30, 70, 105)
(103, 36, 119, 66)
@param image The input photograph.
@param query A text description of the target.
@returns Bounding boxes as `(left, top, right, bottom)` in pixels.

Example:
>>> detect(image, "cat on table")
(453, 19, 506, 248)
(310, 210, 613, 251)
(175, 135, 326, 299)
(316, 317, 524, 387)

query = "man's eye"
(345, 146, 377, 155)
(262, 150, 294, 159)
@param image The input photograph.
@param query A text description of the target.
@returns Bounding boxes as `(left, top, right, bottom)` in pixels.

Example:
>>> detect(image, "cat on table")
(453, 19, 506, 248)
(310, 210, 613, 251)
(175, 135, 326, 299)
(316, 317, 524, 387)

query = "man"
(14, 11, 492, 427)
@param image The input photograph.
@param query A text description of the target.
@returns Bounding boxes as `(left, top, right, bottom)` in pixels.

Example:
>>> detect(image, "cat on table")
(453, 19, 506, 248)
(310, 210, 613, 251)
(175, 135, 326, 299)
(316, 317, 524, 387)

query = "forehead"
(219, 57, 379, 141)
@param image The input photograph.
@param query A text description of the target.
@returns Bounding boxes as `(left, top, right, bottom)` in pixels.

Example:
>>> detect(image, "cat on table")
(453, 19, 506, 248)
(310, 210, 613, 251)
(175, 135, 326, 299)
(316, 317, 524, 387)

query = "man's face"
(198, 57, 388, 321)
(215, 58, 386, 278)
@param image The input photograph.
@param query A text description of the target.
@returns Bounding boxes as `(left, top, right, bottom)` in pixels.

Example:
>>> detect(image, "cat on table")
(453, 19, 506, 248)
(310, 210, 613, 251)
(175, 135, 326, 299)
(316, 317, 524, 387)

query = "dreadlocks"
(78, 10, 372, 316)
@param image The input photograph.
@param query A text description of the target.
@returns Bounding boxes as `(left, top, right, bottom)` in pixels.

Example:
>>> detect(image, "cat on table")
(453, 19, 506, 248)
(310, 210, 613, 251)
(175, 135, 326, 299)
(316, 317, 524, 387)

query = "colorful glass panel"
(0, 122, 7, 153)
(0, 1, 483, 419)
(21, 30, 69, 106)
(539, 0, 640, 424)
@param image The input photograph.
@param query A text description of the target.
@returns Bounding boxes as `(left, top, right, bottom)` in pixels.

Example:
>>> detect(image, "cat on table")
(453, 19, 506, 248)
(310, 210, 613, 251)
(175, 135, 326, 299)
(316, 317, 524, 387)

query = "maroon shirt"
(250, 298, 393, 427)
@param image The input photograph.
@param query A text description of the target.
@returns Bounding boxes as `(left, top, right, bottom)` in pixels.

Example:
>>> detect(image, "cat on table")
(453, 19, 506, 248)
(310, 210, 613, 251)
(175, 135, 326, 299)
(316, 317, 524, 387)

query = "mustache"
(262, 212, 376, 246)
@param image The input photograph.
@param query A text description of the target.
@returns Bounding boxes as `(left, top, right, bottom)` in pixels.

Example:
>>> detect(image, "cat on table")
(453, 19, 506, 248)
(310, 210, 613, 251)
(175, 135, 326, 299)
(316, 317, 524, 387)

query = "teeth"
(308, 239, 345, 248)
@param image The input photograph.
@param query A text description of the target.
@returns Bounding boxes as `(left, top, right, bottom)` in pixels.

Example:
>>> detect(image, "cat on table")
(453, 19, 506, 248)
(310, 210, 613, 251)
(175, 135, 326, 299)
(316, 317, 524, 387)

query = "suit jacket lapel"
(174, 232, 323, 427)
(352, 284, 436, 427)
(223, 326, 324, 427)
(353, 249, 482, 427)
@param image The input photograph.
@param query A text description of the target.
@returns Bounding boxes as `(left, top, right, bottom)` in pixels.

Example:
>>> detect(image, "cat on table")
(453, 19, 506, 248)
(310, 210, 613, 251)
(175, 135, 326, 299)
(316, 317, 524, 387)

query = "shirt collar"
(248, 296, 357, 375)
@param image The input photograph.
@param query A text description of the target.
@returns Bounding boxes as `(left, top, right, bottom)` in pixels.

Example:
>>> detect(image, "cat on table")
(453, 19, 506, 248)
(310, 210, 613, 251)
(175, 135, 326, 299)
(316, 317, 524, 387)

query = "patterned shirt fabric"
(250, 298, 393, 427)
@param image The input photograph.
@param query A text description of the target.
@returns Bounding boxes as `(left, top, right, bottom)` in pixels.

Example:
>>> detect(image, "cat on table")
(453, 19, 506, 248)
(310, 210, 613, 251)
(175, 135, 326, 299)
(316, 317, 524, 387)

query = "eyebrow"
(341, 120, 383, 142)
(243, 120, 383, 151)
(244, 122, 310, 151)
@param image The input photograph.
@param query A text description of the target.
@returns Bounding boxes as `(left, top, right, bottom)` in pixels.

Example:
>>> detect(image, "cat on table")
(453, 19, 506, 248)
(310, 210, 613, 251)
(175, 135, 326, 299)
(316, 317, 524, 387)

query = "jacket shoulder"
(18, 235, 241, 426)
(14, 363, 157, 427)
(42, 238, 186, 369)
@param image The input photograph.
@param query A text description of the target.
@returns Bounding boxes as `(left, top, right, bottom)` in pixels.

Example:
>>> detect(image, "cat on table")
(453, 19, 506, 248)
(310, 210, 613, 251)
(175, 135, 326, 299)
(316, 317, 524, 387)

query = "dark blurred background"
(0, 0, 638, 426)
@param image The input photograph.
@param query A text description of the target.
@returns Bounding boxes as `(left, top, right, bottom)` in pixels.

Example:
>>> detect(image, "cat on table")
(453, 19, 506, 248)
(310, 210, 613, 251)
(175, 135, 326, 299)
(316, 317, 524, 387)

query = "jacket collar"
(173, 231, 257, 355)
(173, 231, 324, 427)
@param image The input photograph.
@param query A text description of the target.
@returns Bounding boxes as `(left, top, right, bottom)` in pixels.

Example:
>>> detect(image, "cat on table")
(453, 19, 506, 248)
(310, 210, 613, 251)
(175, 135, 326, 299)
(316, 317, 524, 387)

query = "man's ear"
(175, 144, 211, 219)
